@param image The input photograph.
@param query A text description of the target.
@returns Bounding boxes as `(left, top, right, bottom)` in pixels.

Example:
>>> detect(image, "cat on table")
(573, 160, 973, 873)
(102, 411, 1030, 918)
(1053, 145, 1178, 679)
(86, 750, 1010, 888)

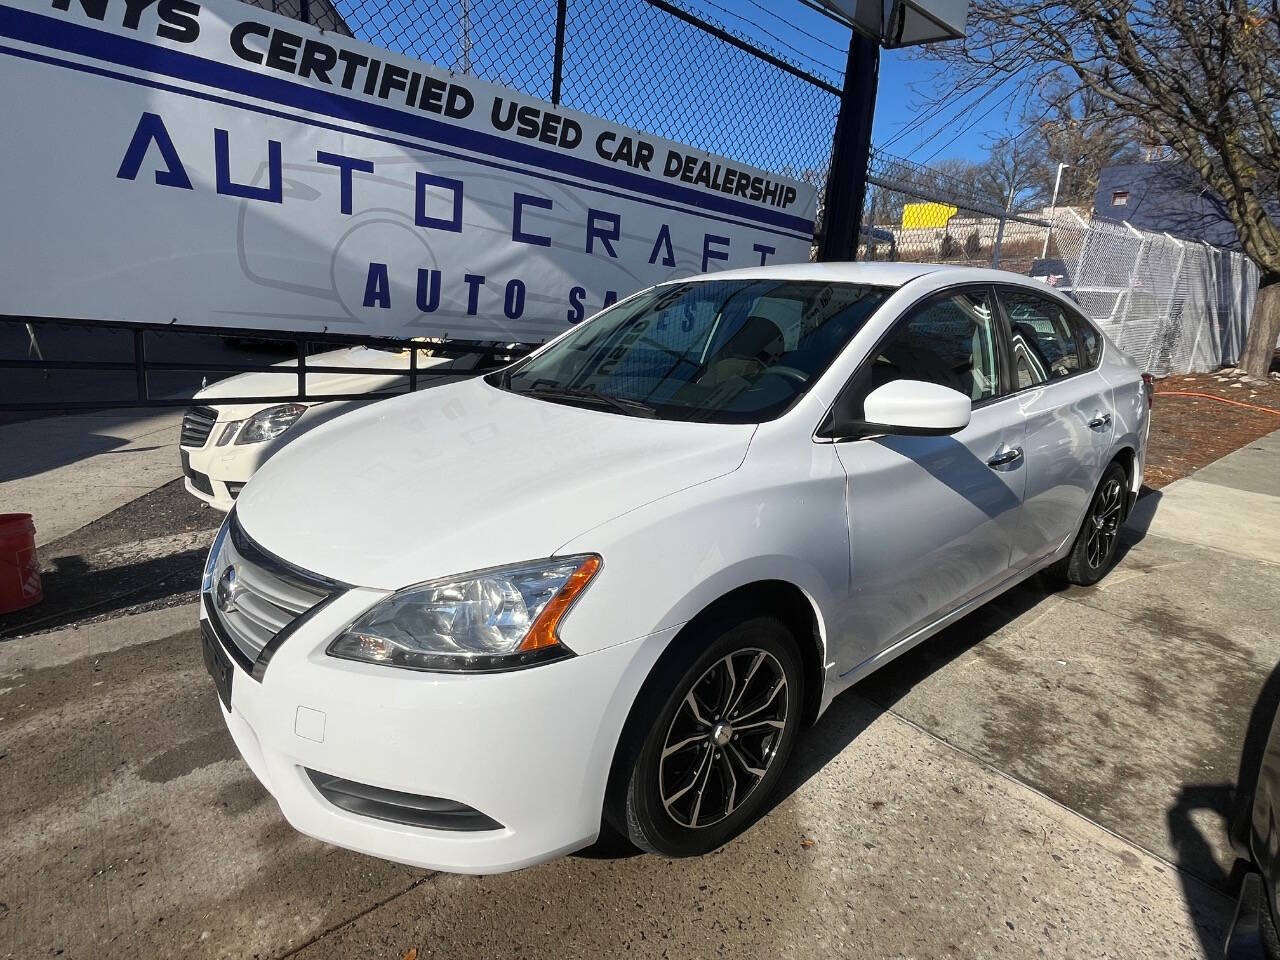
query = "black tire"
(1049, 461, 1129, 586)
(609, 615, 805, 857)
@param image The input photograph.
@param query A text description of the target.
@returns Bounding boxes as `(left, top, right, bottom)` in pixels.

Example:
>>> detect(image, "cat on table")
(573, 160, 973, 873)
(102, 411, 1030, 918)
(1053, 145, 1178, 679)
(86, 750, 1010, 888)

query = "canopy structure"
(815, 0, 968, 47)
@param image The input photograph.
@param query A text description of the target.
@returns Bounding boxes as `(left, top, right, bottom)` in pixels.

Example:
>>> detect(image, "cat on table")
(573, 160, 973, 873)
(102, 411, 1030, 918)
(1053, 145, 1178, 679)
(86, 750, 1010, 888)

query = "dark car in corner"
(1226, 673, 1280, 957)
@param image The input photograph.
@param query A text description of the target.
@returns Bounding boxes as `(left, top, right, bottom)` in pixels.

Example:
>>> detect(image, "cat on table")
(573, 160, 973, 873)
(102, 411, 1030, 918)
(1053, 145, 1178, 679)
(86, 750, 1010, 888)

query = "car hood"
(235, 377, 756, 590)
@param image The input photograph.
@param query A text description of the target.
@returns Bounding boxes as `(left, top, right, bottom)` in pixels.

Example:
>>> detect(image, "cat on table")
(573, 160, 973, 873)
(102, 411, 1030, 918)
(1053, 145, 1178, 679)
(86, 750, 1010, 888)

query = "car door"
(830, 285, 1027, 674)
(996, 285, 1114, 568)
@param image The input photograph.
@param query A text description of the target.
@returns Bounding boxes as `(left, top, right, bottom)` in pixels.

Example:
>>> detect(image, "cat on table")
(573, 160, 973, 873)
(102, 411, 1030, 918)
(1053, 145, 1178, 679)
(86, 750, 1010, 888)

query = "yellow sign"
(902, 202, 958, 229)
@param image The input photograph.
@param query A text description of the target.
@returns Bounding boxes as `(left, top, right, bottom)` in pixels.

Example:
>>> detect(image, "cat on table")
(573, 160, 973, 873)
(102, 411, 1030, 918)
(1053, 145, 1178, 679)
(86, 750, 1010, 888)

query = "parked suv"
(200, 263, 1149, 873)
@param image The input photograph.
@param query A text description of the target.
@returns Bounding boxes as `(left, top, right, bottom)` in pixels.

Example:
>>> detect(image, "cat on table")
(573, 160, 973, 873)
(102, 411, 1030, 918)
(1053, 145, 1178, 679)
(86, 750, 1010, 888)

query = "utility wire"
(879, 34, 1038, 151)
(683, 0, 846, 77)
(916, 95, 1013, 163)
(745, 0, 848, 55)
(881, 74, 1019, 152)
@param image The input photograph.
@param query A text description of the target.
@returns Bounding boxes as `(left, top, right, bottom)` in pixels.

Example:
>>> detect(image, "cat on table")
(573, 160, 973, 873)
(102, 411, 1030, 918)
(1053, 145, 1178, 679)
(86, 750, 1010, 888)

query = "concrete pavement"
(2, 430, 1279, 958)
(0, 409, 184, 545)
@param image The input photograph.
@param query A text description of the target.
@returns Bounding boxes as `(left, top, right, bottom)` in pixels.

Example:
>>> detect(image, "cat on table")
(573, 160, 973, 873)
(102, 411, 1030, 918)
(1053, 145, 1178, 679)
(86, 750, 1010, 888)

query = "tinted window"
(857, 288, 1004, 410)
(999, 289, 1082, 384)
(1074, 314, 1102, 367)
(494, 280, 890, 424)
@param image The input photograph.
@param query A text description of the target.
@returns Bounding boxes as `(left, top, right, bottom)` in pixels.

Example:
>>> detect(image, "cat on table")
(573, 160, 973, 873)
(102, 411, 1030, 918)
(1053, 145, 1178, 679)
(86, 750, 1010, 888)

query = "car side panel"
(1098, 343, 1150, 494)
(834, 400, 1027, 673)
(1013, 369, 1114, 568)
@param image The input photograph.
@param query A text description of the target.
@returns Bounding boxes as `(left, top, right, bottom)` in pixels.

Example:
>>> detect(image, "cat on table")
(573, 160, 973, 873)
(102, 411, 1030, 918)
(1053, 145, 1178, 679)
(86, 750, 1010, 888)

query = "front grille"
(181, 405, 218, 448)
(204, 514, 340, 672)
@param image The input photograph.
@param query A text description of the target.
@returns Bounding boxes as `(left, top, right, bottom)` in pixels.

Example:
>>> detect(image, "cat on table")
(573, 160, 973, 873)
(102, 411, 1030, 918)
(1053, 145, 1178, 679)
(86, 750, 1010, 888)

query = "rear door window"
(1070, 313, 1102, 368)
(998, 289, 1083, 385)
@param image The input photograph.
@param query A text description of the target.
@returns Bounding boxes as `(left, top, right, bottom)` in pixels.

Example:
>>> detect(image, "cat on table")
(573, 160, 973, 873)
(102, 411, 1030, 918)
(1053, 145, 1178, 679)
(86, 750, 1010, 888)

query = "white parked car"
(180, 345, 487, 510)
(199, 263, 1150, 874)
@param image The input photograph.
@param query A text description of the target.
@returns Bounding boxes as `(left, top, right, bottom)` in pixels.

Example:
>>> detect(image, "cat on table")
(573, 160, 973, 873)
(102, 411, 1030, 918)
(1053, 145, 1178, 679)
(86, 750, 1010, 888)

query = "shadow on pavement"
(0, 422, 135, 483)
(0, 478, 221, 638)
(0, 548, 207, 638)
(1167, 782, 1248, 959)
(1170, 658, 1280, 957)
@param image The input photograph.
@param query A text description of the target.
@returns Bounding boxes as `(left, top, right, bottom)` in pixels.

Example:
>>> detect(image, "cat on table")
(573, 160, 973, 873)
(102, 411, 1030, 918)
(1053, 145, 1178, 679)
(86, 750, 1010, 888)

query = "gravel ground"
(1147, 366, 1280, 489)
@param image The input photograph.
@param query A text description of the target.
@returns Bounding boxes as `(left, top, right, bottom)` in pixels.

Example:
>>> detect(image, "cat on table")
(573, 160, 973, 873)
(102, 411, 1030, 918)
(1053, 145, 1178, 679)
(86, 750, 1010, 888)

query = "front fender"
(553, 457, 849, 670)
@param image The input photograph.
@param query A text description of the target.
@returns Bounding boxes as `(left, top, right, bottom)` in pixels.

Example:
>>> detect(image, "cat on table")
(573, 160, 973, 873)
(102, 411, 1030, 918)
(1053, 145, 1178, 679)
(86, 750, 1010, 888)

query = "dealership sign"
(0, 0, 817, 342)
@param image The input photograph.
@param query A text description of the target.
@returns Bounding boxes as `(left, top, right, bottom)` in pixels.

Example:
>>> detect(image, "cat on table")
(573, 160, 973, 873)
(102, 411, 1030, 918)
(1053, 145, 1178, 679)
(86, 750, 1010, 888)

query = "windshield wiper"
(526, 385, 658, 418)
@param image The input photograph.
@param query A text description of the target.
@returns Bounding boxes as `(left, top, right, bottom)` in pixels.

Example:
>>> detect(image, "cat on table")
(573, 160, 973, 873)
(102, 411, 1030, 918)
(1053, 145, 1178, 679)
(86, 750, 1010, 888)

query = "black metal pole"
(817, 30, 879, 262)
(299, 0, 309, 25)
(551, 0, 567, 105)
(133, 328, 148, 401)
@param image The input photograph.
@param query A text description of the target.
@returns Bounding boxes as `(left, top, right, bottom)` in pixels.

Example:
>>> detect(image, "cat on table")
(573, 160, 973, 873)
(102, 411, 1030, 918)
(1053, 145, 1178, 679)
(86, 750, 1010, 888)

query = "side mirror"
(860, 379, 972, 436)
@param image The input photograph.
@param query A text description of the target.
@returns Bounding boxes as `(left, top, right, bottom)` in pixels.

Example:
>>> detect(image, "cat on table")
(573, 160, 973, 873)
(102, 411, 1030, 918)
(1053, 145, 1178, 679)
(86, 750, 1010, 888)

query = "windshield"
(489, 279, 891, 423)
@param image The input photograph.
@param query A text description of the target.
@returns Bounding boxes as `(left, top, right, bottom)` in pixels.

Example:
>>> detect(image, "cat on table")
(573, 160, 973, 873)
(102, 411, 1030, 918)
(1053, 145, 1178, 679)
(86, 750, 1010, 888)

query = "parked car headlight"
(223, 404, 307, 445)
(327, 555, 601, 672)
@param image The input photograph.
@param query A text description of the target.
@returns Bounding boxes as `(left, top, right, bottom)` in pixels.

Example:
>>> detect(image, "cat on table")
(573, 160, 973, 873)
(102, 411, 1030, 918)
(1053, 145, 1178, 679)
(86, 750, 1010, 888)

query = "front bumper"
(203, 590, 672, 874)
(182, 441, 272, 512)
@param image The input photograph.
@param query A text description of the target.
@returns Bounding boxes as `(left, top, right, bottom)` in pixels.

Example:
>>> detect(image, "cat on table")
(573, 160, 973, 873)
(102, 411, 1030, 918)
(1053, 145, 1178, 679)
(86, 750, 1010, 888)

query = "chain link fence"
(860, 150, 1053, 272)
(1049, 211, 1258, 375)
(859, 149, 1258, 375)
(244, 0, 845, 190)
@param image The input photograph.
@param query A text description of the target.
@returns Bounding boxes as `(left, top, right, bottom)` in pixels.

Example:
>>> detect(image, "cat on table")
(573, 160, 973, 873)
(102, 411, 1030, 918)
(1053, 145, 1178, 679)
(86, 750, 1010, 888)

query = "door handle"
(987, 446, 1024, 468)
(1087, 413, 1112, 430)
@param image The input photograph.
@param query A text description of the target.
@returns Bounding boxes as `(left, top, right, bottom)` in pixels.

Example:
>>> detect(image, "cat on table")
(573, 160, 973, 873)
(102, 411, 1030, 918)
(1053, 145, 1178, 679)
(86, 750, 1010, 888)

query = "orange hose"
(1155, 390, 1280, 415)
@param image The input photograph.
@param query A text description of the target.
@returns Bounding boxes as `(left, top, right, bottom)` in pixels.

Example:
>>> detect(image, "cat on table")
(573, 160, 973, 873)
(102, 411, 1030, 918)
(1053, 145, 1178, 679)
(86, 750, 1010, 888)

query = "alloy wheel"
(1085, 477, 1125, 569)
(657, 648, 788, 829)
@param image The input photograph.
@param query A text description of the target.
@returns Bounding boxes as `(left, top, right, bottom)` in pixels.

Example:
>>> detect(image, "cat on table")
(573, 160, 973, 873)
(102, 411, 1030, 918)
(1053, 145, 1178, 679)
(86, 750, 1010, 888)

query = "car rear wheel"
(611, 615, 804, 857)
(1051, 461, 1129, 586)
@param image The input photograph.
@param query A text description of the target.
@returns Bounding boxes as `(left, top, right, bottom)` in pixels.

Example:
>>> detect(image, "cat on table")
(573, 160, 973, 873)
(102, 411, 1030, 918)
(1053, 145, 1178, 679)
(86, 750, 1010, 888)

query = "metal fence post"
(551, 0, 567, 105)
(133, 327, 148, 401)
(297, 338, 308, 401)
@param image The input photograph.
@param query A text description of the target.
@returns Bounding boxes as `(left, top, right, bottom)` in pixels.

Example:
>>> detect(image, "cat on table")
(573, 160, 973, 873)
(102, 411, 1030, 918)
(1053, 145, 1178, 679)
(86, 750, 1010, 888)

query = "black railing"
(0, 315, 536, 413)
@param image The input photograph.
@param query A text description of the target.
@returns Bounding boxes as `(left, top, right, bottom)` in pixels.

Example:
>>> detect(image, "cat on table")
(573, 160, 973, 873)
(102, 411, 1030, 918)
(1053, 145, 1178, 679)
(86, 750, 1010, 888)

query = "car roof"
(683, 262, 1047, 289)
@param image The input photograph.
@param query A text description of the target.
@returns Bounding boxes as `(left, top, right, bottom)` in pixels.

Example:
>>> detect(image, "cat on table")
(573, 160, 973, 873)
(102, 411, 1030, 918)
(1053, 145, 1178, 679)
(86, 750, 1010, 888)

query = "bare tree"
(974, 135, 1049, 213)
(1032, 89, 1143, 204)
(920, 0, 1280, 376)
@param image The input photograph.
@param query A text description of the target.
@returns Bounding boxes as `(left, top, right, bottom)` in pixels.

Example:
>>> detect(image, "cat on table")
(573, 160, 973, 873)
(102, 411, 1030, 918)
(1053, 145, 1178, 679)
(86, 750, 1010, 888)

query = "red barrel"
(0, 514, 42, 614)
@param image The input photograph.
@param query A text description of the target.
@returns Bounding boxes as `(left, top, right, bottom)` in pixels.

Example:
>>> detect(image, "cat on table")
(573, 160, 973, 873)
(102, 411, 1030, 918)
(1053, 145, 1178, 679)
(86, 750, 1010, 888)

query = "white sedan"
(199, 262, 1149, 873)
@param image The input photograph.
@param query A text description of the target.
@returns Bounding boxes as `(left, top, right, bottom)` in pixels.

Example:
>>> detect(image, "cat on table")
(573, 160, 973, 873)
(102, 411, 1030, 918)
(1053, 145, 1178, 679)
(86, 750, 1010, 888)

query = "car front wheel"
(612, 615, 805, 857)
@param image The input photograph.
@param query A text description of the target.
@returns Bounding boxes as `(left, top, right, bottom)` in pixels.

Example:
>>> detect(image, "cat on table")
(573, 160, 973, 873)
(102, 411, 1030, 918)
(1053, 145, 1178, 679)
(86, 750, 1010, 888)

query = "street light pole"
(1041, 161, 1070, 259)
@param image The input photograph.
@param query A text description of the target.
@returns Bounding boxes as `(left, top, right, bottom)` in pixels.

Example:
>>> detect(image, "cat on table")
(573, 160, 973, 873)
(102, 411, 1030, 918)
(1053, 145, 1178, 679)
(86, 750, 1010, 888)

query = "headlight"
(224, 403, 307, 445)
(327, 555, 601, 672)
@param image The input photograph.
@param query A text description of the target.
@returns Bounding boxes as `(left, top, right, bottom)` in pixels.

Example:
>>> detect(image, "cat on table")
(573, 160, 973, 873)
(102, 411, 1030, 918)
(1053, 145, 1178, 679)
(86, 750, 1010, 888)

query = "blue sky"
(676, 0, 1023, 166)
